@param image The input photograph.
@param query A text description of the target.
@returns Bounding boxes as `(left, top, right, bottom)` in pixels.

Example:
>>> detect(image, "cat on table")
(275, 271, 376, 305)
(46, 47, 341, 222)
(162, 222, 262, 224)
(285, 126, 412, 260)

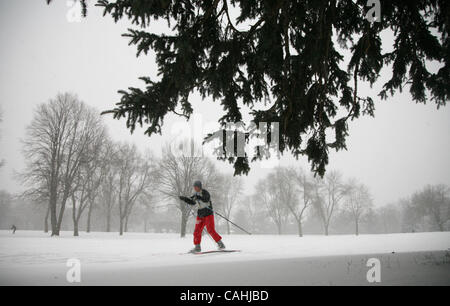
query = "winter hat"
(193, 181, 202, 189)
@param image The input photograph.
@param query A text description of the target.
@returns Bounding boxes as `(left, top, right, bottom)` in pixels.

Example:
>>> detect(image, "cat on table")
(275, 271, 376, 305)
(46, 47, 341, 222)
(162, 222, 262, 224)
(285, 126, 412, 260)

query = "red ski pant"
(193, 215, 222, 245)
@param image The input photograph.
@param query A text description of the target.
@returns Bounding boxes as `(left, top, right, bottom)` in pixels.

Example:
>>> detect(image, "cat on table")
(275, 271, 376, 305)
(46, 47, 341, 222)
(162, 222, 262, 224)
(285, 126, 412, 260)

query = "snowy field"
(0, 231, 449, 286)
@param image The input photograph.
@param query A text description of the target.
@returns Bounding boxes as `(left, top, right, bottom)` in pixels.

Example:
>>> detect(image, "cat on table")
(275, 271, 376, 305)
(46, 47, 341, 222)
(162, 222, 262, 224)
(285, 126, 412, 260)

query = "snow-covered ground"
(0, 231, 449, 285)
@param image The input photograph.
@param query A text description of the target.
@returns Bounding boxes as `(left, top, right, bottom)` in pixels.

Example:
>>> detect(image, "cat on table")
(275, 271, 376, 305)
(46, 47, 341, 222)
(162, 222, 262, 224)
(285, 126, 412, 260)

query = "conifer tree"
(47, 0, 450, 176)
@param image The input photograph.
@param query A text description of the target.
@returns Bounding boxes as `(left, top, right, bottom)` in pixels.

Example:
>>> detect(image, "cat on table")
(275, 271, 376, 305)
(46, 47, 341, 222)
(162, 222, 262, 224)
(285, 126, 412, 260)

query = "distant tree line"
(247, 168, 449, 235)
(253, 168, 373, 236)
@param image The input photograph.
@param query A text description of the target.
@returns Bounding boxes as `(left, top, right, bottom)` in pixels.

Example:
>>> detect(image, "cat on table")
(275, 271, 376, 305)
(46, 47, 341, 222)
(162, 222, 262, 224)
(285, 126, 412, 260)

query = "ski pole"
(182, 196, 252, 235)
(206, 207, 252, 235)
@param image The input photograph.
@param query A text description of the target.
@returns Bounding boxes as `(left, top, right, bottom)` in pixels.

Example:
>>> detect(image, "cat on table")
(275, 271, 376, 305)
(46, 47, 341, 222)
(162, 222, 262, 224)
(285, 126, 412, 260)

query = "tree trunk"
(226, 220, 231, 235)
(124, 216, 129, 233)
(106, 208, 111, 232)
(86, 201, 93, 233)
(355, 220, 359, 236)
(125, 209, 132, 233)
(324, 223, 329, 236)
(72, 197, 79, 237)
(56, 194, 69, 236)
(73, 220, 79, 237)
(297, 220, 303, 237)
(44, 205, 50, 233)
(119, 217, 124, 236)
(49, 190, 59, 236)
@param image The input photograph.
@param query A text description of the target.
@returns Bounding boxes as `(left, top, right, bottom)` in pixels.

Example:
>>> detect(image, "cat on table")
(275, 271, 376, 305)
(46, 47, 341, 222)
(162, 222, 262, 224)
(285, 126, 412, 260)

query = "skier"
(10, 225, 17, 234)
(179, 181, 226, 253)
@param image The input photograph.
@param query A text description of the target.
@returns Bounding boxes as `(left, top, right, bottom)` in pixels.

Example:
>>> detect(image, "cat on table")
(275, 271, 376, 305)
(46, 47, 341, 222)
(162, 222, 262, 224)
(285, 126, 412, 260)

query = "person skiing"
(179, 180, 226, 253)
(10, 225, 17, 234)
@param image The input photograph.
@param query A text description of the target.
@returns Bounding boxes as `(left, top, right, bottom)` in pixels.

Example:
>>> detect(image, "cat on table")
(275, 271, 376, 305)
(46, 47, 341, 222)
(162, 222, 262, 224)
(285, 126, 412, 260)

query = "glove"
(179, 196, 196, 205)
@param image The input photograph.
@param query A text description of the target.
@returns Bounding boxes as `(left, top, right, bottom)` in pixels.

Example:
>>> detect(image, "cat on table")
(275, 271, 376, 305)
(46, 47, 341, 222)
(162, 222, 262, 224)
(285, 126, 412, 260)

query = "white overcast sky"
(0, 0, 449, 206)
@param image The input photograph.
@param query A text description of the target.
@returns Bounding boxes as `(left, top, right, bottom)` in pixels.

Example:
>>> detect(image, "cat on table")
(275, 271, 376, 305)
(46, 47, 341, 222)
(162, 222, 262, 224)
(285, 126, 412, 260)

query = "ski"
(181, 250, 241, 255)
(195, 249, 241, 255)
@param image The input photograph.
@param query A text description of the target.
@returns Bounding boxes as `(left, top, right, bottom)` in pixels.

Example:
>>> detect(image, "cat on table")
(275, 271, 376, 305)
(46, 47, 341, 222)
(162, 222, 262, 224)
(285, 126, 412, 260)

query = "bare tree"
(98, 140, 119, 232)
(156, 144, 220, 237)
(116, 143, 152, 235)
(19, 180, 51, 232)
(136, 191, 158, 233)
(239, 195, 259, 234)
(20, 103, 56, 233)
(23, 93, 103, 236)
(70, 173, 90, 236)
(255, 168, 290, 235)
(70, 125, 106, 236)
(411, 185, 449, 232)
(400, 197, 424, 232)
(313, 170, 348, 236)
(216, 174, 244, 234)
(344, 180, 373, 236)
(284, 168, 313, 237)
(377, 204, 402, 234)
(85, 137, 109, 233)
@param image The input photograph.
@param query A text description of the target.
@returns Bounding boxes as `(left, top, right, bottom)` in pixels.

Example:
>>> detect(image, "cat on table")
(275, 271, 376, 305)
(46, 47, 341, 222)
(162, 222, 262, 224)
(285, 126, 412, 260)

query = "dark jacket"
(190, 189, 214, 218)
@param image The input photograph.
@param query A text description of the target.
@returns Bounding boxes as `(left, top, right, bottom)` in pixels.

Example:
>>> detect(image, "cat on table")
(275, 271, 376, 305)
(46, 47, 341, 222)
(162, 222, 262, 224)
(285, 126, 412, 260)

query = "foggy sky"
(0, 0, 449, 207)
